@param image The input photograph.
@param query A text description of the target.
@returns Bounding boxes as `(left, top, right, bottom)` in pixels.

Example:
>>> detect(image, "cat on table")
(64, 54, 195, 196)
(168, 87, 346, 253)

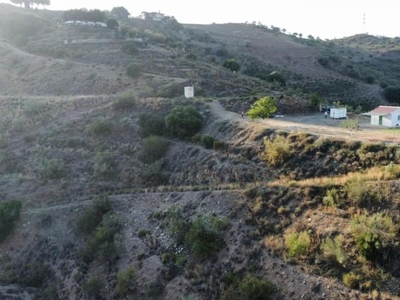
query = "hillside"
(1, 4, 400, 300)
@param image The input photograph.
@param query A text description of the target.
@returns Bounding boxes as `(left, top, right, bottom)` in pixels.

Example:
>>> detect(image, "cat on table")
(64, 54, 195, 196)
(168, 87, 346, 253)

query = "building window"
(398, 115, 400, 121)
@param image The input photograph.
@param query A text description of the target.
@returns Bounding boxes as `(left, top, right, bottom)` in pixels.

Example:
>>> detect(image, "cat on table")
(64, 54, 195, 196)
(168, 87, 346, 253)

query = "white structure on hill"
(140, 11, 165, 21)
(364, 105, 400, 127)
(184, 86, 194, 98)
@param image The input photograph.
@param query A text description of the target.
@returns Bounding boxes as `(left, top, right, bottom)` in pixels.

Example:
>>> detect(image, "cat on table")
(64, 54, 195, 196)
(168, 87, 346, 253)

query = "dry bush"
(261, 135, 292, 166)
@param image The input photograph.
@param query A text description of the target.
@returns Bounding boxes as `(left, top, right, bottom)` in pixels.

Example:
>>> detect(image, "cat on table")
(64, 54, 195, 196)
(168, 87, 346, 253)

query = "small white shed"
(330, 107, 347, 119)
(184, 86, 194, 98)
(365, 106, 400, 127)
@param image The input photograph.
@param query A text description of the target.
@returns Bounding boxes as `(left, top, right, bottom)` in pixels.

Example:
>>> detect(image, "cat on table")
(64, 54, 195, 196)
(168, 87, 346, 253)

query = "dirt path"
(210, 101, 400, 143)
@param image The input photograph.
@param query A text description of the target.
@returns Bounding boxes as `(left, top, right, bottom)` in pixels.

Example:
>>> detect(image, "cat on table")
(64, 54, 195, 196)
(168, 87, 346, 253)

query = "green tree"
(165, 106, 203, 139)
(111, 6, 130, 19)
(107, 19, 119, 29)
(309, 92, 322, 107)
(246, 97, 277, 120)
(0, 200, 22, 241)
(223, 59, 241, 72)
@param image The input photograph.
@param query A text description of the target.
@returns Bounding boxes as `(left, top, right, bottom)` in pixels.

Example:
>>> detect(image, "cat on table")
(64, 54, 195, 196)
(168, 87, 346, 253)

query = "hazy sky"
(2, 0, 400, 39)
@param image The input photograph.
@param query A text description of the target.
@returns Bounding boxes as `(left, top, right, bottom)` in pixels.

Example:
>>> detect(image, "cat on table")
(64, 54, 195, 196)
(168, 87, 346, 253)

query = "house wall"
(391, 112, 400, 127)
(371, 115, 379, 126)
(382, 115, 392, 127)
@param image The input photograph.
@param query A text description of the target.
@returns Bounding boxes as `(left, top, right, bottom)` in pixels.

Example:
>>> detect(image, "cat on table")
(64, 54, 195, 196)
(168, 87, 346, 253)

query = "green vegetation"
(266, 71, 286, 86)
(126, 63, 141, 78)
(113, 92, 137, 111)
(86, 120, 113, 136)
(166, 205, 189, 244)
(320, 235, 347, 267)
(111, 6, 130, 19)
(309, 92, 322, 107)
(223, 59, 241, 72)
(0, 200, 22, 242)
(239, 275, 275, 300)
(261, 135, 292, 166)
(383, 86, 400, 104)
(40, 158, 66, 180)
(83, 276, 104, 299)
(284, 230, 311, 258)
(165, 106, 203, 139)
(75, 195, 111, 236)
(116, 265, 137, 297)
(201, 135, 215, 149)
(138, 160, 169, 186)
(93, 150, 117, 180)
(62, 9, 105, 22)
(343, 271, 362, 289)
(340, 119, 359, 135)
(107, 19, 119, 29)
(186, 215, 229, 258)
(139, 136, 170, 164)
(139, 113, 166, 137)
(246, 97, 277, 120)
(350, 213, 397, 259)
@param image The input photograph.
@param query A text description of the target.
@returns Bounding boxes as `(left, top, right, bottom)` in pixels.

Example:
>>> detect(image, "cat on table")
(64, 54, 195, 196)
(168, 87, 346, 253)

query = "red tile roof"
(369, 106, 400, 115)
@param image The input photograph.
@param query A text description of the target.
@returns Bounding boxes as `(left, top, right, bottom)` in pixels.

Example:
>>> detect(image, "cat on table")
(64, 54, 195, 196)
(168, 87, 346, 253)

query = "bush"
(107, 19, 119, 29)
(261, 135, 292, 166)
(40, 158, 66, 180)
(75, 195, 111, 236)
(84, 276, 104, 299)
(383, 86, 400, 104)
(116, 265, 137, 297)
(139, 113, 166, 137)
(167, 206, 189, 244)
(223, 59, 241, 72)
(139, 136, 170, 164)
(320, 235, 347, 266)
(93, 151, 117, 180)
(322, 188, 341, 207)
(201, 135, 215, 149)
(239, 275, 275, 300)
(213, 140, 225, 150)
(284, 230, 311, 258)
(266, 71, 286, 86)
(0, 200, 22, 241)
(121, 43, 138, 55)
(113, 92, 137, 111)
(186, 215, 229, 258)
(165, 106, 203, 139)
(86, 120, 112, 136)
(80, 214, 122, 264)
(350, 213, 397, 259)
(139, 160, 169, 187)
(126, 63, 141, 78)
(343, 271, 362, 289)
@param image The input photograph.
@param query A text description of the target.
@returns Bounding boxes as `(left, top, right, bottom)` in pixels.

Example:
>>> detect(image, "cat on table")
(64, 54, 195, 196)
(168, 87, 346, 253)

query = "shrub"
(201, 135, 215, 149)
(0, 200, 22, 241)
(320, 235, 347, 266)
(139, 160, 169, 187)
(383, 86, 400, 104)
(186, 215, 229, 258)
(223, 59, 241, 72)
(84, 276, 104, 299)
(213, 140, 225, 150)
(165, 106, 203, 139)
(40, 158, 66, 180)
(350, 213, 397, 259)
(322, 188, 341, 207)
(86, 120, 112, 136)
(284, 230, 311, 258)
(138, 229, 151, 237)
(93, 151, 117, 180)
(138, 113, 166, 137)
(126, 63, 141, 78)
(139, 136, 170, 164)
(239, 275, 275, 300)
(266, 71, 286, 86)
(113, 92, 136, 111)
(343, 271, 362, 289)
(107, 19, 119, 29)
(80, 214, 122, 264)
(261, 135, 292, 166)
(116, 265, 137, 297)
(75, 195, 111, 236)
(121, 43, 139, 55)
(167, 206, 189, 244)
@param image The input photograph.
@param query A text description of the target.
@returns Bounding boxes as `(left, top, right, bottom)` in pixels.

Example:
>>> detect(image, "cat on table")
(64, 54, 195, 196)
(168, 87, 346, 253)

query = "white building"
(184, 86, 194, 98)
(365, 106, 400, 127)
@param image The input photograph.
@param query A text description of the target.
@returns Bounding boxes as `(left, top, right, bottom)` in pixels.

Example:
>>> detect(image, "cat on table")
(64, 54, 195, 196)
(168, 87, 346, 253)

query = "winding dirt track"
(210, 101, 400, 143)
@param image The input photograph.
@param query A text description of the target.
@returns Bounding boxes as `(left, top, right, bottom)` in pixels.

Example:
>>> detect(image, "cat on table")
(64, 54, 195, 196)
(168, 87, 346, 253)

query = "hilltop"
(1, 4, 400, 300)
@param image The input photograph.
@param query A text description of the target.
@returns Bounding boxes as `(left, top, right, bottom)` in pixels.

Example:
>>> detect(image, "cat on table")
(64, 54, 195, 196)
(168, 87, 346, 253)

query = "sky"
(1, 0, 400, 39)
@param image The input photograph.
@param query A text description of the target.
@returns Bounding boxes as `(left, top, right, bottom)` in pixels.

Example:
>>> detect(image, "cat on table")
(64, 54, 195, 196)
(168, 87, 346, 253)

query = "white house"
(365, 106, 400, 127)
(184, 86, 194, 98)
(140, 11, 165, 21)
